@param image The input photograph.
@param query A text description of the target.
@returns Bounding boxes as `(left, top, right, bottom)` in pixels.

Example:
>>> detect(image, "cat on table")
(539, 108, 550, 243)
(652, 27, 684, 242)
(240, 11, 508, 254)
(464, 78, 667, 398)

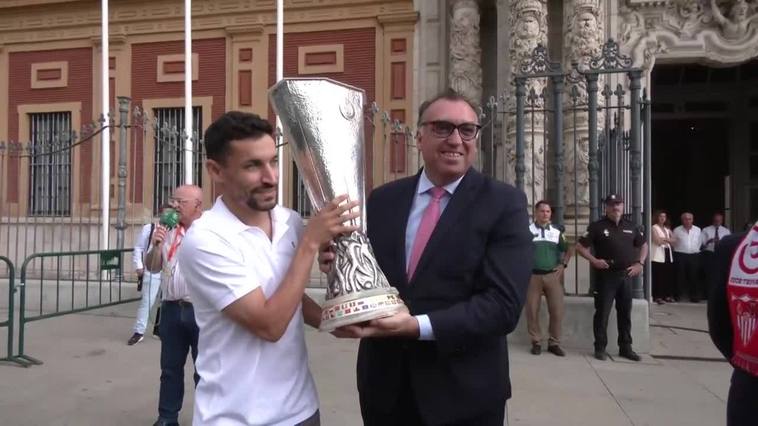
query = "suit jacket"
(358, 168, 533, 425)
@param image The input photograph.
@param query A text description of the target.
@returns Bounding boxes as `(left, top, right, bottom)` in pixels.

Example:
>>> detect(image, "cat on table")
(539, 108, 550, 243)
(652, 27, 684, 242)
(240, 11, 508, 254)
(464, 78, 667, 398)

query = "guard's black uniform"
(579, 216, 645, 352)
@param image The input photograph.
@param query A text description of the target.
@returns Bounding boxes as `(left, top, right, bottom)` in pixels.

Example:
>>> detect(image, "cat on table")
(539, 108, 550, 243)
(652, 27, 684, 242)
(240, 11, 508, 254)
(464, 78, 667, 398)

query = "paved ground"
(0, 300, 732, 426)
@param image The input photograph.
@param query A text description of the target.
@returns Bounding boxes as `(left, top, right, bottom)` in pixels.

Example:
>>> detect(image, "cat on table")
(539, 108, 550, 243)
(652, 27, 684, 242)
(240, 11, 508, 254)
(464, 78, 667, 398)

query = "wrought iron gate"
(507, 40, 652, 298)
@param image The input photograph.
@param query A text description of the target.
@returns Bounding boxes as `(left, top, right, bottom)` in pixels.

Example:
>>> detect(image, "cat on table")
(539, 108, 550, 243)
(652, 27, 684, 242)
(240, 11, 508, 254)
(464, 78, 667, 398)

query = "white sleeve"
(133, 224, 152, 270)
(180, 229, 263, 312)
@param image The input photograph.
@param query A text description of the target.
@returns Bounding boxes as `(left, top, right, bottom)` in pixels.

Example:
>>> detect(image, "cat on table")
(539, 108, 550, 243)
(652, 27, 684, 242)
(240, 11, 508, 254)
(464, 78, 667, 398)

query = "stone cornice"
(224, 24, 265, 36)
(0, 0, 415, 44)
(377, 11, 419, 25)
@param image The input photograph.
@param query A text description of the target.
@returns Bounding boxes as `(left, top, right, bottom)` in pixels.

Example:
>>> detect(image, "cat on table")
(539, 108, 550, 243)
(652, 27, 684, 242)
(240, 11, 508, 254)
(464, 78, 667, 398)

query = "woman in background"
(651, 210, 676, 304)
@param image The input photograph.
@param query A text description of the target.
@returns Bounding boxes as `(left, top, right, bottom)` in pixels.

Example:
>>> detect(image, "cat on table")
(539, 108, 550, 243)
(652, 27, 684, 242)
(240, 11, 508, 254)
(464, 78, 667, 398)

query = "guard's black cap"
(604, 194, 624, 204)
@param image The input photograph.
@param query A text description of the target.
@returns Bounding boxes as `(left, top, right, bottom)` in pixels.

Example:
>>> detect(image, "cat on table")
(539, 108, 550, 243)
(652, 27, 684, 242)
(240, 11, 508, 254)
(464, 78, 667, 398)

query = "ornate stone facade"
(620, 0, 758, 68)
(562, 0, 605, 216)
(448, 0, 483, 106)
(505, 0, 549, 205)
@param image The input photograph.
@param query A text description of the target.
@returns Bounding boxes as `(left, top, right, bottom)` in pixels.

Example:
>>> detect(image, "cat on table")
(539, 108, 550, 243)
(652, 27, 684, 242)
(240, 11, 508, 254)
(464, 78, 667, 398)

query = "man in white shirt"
(701, 212, 731, 253)
(672, 212, 702, 302)
(145, 185, 204, 426)
(179, 111, 359, 426)
(127, 204, 170, 345)
(700, 211, 731, 292)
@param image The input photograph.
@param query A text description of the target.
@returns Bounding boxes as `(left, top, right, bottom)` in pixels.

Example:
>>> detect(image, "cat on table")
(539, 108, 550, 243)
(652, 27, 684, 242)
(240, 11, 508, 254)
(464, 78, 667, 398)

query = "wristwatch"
(637, 261, 644, 266)
(562, 263, 568, 268)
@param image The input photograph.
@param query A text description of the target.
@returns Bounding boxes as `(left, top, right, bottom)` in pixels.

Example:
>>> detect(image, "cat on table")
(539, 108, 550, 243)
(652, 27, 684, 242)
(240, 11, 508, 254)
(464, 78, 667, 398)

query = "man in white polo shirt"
(179, 111, 359, 426)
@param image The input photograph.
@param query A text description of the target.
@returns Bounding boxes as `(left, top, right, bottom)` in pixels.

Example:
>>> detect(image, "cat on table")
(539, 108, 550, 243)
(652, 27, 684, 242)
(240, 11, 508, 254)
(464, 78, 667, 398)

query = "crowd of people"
(651, 210, 732, 304)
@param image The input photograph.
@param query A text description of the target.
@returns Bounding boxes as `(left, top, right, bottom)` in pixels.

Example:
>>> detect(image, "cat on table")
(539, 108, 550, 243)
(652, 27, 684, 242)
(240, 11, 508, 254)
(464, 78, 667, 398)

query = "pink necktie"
(407, 187, 446, 280)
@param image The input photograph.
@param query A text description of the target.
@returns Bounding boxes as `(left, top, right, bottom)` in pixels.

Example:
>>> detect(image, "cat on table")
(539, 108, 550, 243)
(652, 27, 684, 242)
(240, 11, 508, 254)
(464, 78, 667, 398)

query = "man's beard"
(246, 185, 277, 212)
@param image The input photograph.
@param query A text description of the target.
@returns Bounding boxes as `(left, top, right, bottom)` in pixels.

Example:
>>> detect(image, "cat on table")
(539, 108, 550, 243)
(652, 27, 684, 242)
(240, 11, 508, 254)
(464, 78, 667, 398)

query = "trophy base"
(319, 288, 405, 332)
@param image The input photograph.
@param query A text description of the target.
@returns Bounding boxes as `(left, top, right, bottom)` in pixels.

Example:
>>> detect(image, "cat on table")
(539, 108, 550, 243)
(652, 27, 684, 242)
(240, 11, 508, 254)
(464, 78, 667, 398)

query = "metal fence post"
(643, 92, 653, 301)
(515, 77, 526, 192)
(586, 74, 600, 222)
(551, 75, 565, 226)
(629, 70, 644, 299)
(116, 97, 130, 251)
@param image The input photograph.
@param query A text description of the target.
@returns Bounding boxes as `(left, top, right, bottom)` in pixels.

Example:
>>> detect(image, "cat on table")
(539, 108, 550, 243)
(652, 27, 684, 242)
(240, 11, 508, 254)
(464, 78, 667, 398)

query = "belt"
(165, 300, 193, 307)
(532, 269, 556, 275)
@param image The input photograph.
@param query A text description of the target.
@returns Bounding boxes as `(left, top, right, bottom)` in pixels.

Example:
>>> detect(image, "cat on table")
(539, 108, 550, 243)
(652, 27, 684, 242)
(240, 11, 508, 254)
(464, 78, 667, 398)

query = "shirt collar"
(533, 221, 551, 230)
(417, 169, 465, 196)
(209, 196, 290, 237)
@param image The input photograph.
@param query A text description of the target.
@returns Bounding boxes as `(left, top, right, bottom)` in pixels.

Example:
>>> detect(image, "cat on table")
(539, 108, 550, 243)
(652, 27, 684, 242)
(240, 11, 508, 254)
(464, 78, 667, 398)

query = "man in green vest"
(526, 200, 572, 356)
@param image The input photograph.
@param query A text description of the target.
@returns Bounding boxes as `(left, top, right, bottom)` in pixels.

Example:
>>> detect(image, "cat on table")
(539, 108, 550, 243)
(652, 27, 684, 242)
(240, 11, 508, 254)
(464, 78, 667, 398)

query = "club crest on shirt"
(603, 229, 609, 237)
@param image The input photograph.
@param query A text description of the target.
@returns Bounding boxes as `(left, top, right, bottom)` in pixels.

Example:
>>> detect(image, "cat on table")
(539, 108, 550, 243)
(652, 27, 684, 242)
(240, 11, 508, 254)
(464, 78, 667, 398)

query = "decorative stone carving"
(710, 0, 758, 40)
(449, 0, 483, 106)
(562, 0, 605, 215)
(504, 0, 548, 204)
(619, 0, 758, 69)
(664, 0, 710, 38)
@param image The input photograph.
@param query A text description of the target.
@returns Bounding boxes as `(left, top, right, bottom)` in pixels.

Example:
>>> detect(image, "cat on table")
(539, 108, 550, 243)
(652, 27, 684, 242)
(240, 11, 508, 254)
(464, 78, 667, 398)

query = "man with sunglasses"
(321, 90, 533, 425)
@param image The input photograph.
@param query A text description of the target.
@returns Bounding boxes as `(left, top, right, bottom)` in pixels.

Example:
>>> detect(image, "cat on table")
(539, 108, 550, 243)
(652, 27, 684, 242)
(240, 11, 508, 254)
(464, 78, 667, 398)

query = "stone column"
(562, 0, 604, 219)
(504, 0, 548, 207)
(448, 0, 483, 106)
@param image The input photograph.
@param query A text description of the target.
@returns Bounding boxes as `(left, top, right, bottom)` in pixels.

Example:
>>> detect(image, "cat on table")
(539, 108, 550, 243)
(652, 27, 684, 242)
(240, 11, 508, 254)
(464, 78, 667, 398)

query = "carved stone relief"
(504, 0, 548, 205)
(448, 0, 483, 106)
(562, 0, 605, 214)
(619, 0, 758, 68)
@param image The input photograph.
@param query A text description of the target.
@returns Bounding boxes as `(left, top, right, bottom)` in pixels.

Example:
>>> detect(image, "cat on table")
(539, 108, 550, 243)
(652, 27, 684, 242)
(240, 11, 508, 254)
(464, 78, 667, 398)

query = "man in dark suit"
(321, 90, 533, 425)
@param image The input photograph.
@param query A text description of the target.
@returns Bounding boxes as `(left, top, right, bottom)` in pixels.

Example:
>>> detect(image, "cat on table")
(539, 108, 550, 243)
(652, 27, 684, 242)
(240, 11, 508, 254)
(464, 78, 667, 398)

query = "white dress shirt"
(132, 223, 154, 270)
(404, 170, 465, 341)
(160, 225, 191, 302)
(700, 225, 731, 252)
(672, 225, 702, 254)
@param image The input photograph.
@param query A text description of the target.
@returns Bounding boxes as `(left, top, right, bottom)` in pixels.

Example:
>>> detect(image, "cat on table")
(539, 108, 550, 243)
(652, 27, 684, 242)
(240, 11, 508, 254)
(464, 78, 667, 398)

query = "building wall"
(7, 47, 93, 206)
(0, 0, 417, 222)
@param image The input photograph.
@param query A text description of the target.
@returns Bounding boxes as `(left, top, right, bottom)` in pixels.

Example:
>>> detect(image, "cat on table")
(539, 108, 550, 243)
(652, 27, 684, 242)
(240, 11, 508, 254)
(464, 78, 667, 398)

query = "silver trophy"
(269, 78, 405, 331)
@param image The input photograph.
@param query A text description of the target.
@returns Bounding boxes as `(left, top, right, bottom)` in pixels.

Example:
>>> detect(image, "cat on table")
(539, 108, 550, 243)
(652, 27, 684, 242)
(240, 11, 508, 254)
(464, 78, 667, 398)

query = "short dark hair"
(204, 111, 274, 162)
(535, 200, 551, 210)
(417, 88, 479, 126)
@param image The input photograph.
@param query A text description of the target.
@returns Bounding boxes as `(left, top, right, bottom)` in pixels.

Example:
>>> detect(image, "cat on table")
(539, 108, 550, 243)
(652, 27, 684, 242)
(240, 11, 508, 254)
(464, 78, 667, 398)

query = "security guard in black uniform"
(576, 194, 648, 361)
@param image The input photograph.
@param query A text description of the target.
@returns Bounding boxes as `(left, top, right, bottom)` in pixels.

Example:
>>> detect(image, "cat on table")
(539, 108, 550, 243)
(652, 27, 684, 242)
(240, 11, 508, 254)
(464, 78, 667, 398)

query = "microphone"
(159, 208, 180, 230)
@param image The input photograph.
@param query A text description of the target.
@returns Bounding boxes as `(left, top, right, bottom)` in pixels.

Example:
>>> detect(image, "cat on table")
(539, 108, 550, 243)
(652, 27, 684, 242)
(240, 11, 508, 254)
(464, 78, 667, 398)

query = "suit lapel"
(389, 173, 420, 287)
(410, 168, 482, 284)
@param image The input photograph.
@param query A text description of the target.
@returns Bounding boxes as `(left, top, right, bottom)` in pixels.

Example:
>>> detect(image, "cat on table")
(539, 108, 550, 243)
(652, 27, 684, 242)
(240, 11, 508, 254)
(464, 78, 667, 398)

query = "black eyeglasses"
(420, 120, 482, 141)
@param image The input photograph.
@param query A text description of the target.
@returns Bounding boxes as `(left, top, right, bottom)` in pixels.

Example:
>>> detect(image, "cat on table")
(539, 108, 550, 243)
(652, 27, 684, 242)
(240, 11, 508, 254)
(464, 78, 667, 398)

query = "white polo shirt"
(179, 197, 318, 426)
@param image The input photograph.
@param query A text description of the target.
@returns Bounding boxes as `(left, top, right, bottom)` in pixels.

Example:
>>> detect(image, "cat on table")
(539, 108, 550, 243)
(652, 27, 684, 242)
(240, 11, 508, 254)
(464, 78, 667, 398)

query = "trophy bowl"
(269, 78, 405, 331)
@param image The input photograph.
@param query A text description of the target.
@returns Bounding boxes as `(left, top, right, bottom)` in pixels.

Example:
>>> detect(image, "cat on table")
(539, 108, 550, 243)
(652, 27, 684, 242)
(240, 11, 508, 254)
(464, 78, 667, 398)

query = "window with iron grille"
(28, 112, 72, 217)
(153, 107, 203, 214)
(293, 164, 313, 217)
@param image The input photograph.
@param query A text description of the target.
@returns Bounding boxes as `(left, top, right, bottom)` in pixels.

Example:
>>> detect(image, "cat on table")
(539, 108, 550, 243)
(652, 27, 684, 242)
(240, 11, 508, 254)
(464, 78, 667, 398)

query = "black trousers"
(652, 250, 675, 300)
(700, 251, 717, 296)
(675, 252, 701, 301)
(727, 369, 758, 426)
(593, 270, 633, 351)
(360, 357, 506, 426)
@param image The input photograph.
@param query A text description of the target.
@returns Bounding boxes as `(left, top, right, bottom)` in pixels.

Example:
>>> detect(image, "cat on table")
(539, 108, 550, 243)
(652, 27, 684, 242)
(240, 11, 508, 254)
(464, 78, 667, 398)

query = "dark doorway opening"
(650, 59, 758, 229)
(651, 118, 729, 228)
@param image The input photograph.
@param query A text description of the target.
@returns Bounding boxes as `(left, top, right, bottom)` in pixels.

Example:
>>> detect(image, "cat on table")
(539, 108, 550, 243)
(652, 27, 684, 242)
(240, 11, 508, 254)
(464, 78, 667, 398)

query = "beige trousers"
(526, 271, 565, 345)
